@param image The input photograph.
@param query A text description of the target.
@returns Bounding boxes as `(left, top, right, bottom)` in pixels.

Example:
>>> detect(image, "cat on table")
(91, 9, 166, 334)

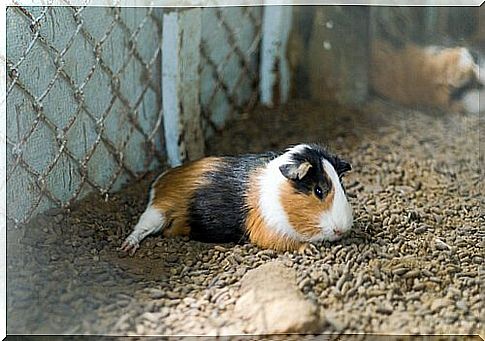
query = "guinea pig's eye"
(314, 186, 324, 199)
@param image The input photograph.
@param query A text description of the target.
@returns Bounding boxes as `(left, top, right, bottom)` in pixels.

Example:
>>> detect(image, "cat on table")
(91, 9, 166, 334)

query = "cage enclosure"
(6, 4, 483, 336)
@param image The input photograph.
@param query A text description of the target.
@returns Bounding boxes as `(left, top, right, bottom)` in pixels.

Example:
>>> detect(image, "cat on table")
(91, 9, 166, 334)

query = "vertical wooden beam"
(162, 9, 204, 167)
(260, 5, 293, 107)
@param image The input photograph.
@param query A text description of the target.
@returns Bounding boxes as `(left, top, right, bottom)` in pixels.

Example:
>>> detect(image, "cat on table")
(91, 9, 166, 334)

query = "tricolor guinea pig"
(371, 40, 482, 112)
(120, 144, 353, 255)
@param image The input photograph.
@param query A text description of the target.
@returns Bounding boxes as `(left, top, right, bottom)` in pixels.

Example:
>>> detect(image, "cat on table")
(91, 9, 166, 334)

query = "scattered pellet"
(7, 100, 482, 336)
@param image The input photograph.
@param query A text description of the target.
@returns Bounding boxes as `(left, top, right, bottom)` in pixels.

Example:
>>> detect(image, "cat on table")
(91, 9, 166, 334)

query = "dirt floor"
(7, 99, 483, 336)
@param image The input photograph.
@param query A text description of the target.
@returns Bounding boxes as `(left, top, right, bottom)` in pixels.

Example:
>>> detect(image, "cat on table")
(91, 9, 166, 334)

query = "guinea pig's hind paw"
(120, 239, 139, 256)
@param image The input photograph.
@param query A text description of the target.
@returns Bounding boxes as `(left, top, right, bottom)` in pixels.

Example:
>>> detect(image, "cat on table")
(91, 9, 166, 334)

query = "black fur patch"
(450, 76, 483, 101)
(188, 152, 279, 243)
(282, 144, 352, 199)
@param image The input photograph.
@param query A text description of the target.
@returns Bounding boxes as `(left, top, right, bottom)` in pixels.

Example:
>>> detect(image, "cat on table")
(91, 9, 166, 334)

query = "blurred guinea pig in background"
(120, 143, 353, 255)
(370, 40, 483, 113)
(460, 58, 485, 114)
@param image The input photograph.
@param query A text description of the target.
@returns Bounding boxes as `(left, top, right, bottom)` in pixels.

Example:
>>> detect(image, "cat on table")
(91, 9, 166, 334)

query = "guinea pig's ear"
(333, 156, 352, 176)
(279, 161, 312, 181)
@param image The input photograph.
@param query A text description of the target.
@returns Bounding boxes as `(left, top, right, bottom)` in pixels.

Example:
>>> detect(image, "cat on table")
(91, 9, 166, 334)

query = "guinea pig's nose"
(333, 228, 342, 236)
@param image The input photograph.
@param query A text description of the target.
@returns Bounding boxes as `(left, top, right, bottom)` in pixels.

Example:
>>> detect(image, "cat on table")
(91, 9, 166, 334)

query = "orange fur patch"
(245, 171, 305, 252)
(280, 181, 334, 239)
(151, 157, 221, 237)
(370, 40, 477, 110)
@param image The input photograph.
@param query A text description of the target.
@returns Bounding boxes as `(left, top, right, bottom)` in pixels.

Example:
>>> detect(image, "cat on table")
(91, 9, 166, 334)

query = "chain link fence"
(200, 7, 262, 137)
(6, 6, 166, 226)
(6, 6, 265, 227)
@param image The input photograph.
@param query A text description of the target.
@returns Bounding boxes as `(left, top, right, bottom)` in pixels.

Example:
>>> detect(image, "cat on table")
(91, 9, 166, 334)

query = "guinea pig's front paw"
(298, 243, 319, 256)
(120, 235, 140, 256)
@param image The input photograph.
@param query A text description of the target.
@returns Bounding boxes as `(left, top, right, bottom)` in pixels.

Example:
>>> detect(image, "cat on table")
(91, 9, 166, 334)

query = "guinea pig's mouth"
(328, 228, 349, 241)
(317, 210, 354, 242)
(310, 226, 350, 242)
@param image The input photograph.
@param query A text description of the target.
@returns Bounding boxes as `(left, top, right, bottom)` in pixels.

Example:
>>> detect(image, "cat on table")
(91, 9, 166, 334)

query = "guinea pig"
(370, 40, 481, 112)
(120, 143, 353, 255)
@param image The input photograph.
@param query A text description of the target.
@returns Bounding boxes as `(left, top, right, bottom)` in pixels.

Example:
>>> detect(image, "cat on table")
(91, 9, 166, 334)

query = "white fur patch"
(425, 45, 442, 55)
(459, 58, 482, 114)
(315, 159, 353, 242)
(124, 206, 165, 246)
(286, 144, 311, 155)
(457, 48, 475, 70)
(462, 89, 484, 114)
(257, 144, 310, 241)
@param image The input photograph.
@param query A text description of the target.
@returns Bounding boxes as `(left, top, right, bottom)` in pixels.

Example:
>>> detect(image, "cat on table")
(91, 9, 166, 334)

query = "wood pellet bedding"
(7, 99, 483, 335)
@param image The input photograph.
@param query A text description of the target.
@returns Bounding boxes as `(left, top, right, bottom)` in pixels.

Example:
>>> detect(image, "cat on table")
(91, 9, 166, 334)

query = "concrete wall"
(289, 6, 370, 105)
(7, 7, 166, 225)
(200, 7, 262, 137)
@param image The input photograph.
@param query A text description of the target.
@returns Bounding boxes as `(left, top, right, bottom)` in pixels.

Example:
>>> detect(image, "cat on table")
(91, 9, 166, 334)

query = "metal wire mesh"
(6, 5, 264, 227)
(200, 7, 262, 137)
(6, 6, 166, 226)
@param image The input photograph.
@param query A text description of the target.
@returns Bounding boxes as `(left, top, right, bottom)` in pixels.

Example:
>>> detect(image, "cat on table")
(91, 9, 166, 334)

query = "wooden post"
(260, 5, 293, 107)
(162, 9, 204, 167)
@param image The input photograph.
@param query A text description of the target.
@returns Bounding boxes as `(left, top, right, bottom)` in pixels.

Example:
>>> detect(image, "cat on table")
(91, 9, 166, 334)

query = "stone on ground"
(234, 261, 323, 334)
